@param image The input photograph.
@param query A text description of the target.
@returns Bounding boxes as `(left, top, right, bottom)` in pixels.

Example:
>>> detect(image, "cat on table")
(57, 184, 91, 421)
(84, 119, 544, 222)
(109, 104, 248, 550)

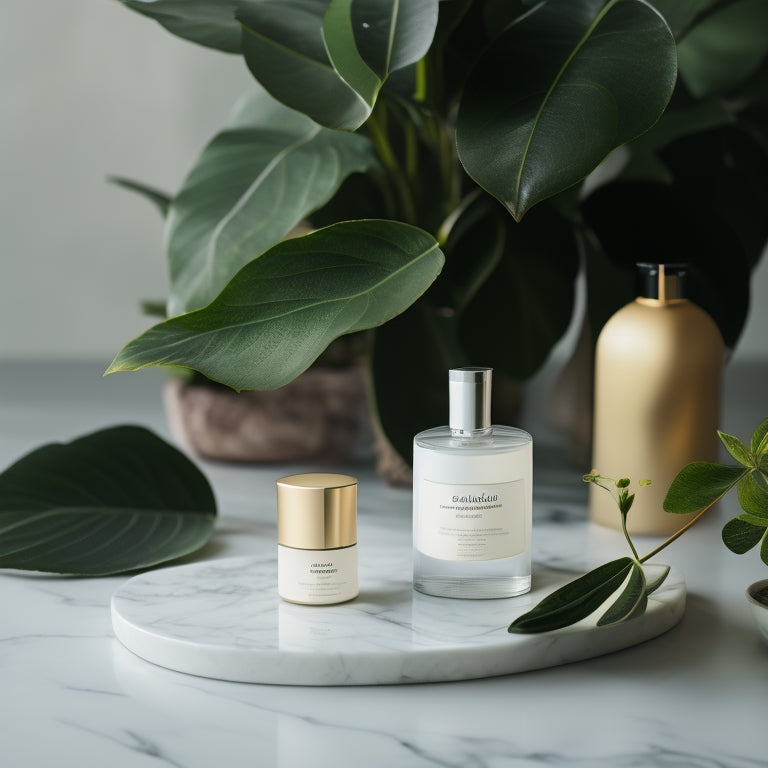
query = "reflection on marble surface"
(2, 361, 767, 767)
(112, 554, 685, 685)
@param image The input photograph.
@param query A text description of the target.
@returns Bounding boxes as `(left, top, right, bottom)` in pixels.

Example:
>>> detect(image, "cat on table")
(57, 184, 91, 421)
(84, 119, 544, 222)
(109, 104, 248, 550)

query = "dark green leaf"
(718, 430, 753, 467)
(108, 176, 171, 218)
(508, 557, 634, 634)
(581, 178, 752, 348)
(664, 462, 748, 515)
(737, 471, 768, 520)
(761, 532, 768, 567)
(722, 517, 765, 554)
(238, 1, 369, 131)
(597, 562, 647, 626)
(347, 0, 438, 79)
(371, 299, 467, 468)
(458, 202, 579, 378)
(677, 0, 768, 98)
(648, 0, 719, 39)
(118, 0, 241, 53)
(107, 220, 445, 391)
(456, 0, 676, 220)
(751, 418, 768, 457)
(0, 426, 216, 575)
(165, 86, 377, 316)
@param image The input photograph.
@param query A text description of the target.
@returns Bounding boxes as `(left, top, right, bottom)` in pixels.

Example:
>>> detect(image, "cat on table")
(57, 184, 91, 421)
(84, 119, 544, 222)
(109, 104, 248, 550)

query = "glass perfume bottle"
(412, 367, 533, 599)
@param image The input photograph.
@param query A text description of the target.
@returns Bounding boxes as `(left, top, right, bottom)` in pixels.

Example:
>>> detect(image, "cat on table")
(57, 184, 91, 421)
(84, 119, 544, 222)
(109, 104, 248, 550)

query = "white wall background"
(1, 0, 766, 365)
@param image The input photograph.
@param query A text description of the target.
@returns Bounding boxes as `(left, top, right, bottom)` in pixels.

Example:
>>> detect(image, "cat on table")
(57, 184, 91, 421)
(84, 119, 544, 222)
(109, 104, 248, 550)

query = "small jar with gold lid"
(276, 473, 358, 605)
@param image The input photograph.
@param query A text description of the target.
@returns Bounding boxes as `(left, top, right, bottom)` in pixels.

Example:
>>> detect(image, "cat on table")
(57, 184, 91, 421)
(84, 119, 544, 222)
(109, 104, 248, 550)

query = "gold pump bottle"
(589, 262, 724, 535)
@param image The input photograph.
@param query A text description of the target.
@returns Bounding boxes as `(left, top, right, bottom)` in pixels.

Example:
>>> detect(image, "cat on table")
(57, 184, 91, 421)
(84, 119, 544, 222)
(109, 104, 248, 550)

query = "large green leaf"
(238, 1, 367, 130)
(752, 418, 768, 458)
(508, 557, 634, 634)
(456, 0, 676, 221)
(457, 201, 579, 378)
(237, 0, 437, 130)
(677, 0, 768, 98)
(108, 220, 445, 390)
(118, 0, 242, 53)
(648, 0, 719, 38)
(165, 87, 377, 316)
(580, 178, 752, 348)
(347, 0, 438, 78)
(0, 426, 216, 575)
(663, 462, 748, 515)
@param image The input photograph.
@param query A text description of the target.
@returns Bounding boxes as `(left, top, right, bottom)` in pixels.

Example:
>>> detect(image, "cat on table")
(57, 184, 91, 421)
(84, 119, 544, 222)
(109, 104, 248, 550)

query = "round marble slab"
(111, 554, 685, 686)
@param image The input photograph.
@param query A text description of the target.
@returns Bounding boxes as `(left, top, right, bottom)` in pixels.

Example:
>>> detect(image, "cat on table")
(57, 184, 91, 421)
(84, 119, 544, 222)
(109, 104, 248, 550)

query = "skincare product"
(276, 472, 358, 605)
(412, 367, 533, 598)
(590, 262, 724, 535)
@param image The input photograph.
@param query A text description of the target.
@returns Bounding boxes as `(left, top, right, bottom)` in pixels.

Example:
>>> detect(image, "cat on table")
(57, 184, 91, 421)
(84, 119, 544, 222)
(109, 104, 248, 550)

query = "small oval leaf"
(737, 472, 768, 521)
(751, 417, 768, 457)
(0, 426, 217, 575)
(107, 220, 445, 391)
(722, 517, 764, 555)
(718, 430, 753, 467)
(508, 557, 634, 634)
(663, 462, 748, 515)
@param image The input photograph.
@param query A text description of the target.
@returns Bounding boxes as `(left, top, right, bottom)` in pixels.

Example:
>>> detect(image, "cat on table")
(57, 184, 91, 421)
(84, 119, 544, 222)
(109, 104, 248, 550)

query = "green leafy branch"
(509, 416, 768, 635)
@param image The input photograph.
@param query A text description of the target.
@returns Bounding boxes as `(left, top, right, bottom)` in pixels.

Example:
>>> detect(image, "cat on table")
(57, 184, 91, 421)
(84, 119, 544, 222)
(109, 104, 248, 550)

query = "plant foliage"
(110, 0, 768, 466)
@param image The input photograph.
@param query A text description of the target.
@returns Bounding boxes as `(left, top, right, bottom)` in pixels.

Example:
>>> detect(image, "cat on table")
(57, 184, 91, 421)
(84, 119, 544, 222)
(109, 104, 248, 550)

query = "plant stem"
(366, 102, 417, 223)
(621, 513, 641, 561)
(639, 504, 713, 564)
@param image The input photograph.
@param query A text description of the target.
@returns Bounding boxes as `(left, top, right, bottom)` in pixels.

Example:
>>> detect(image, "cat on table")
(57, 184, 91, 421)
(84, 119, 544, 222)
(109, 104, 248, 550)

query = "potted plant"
(107, 0, 768, 483)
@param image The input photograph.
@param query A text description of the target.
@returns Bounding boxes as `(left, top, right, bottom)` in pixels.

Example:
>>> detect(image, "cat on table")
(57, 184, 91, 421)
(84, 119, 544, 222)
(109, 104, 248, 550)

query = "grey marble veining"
(1, 360, 767, 767)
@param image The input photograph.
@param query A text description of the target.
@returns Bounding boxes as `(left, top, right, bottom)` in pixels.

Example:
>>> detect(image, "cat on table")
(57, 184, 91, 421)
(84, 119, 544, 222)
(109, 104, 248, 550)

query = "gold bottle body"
(590, 297, 724, 535)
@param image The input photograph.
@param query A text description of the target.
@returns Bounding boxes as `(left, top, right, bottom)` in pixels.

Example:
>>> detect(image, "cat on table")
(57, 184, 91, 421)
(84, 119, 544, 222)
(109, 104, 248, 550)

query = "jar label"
(278, 545, 358, 604)
(417, 479, 526, 561)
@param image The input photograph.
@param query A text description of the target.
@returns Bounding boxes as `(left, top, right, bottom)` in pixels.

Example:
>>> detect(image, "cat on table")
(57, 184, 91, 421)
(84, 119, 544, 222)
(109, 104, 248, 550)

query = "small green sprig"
(509, 417, 768, 634)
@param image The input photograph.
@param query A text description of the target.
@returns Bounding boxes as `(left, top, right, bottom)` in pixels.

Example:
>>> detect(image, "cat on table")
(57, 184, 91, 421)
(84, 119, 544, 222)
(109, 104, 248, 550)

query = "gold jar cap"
(276, 473, 357, 550)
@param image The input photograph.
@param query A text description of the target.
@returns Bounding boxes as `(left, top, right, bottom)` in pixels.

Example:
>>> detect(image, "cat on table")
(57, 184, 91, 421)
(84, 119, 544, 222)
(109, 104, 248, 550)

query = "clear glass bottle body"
(412, 425, 532, 599)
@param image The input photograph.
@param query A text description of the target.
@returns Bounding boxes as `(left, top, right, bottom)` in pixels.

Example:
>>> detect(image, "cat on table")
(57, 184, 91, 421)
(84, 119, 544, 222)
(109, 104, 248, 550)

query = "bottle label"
(417, 479, 526, 561)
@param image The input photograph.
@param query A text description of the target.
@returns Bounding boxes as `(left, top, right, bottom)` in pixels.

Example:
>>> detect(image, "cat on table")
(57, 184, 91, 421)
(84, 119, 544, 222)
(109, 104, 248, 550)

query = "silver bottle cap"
(449, 367, 492, 434)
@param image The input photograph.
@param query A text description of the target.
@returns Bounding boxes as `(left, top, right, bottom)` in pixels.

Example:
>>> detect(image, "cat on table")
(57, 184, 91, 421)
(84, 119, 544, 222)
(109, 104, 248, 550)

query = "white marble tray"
(111, 554, 685, 686)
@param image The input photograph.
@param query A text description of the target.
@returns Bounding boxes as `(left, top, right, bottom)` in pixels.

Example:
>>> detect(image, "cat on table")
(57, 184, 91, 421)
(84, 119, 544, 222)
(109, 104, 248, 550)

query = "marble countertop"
(1, 359, 767, 768)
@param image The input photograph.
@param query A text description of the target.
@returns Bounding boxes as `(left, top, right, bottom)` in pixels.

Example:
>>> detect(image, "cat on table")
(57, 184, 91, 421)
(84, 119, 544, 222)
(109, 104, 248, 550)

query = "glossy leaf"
(580, 178, 752, 348)
(677, 0, 768, 98)
(108, 176, 171, 218)
(718, 430, 753, 467)
(648, 0, 718, 38)
(0, 426, 216, 575)
(664, 462, 748, 515)
(458, 202, 579, 378)
(508, 557, 634, 634)
(118, 0, 242, 53)
(348, 0, 438, 78)
(597, 562, 646, 626)
(238, 1, 368, 131)
(722, 517, 765, 554)
(456, 0, 676, 221)
(108, 220, 445, 390)
(737, 471, 768, 521)
(165, 87, 377, 316)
